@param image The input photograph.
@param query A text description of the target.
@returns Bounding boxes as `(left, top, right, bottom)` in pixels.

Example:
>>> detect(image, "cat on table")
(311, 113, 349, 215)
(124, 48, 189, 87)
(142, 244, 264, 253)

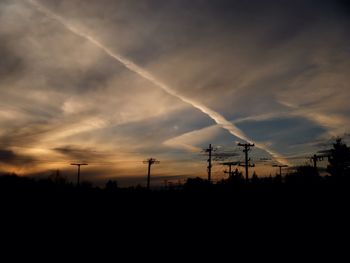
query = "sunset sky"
(0, 0, 350, 186)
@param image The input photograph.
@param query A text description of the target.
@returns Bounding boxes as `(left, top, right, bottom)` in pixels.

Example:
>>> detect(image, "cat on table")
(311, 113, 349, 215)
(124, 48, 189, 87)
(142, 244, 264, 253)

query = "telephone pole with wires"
(310, 154, 325, 170)
(143, 158, 160, 190)
(205, 144, 214, 183)
(222, 162, 240, 178)
(272, 164, 289, 177)
(238, 143, 255, 183)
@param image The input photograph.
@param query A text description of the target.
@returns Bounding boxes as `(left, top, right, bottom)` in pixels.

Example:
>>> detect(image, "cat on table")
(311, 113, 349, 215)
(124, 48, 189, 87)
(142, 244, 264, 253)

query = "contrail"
(27, 0, 288, 165)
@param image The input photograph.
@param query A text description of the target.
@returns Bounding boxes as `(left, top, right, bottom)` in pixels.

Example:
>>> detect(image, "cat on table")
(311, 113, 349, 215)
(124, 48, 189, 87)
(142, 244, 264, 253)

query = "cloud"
(0, 41, 23, 81)
(53, 145, 105, 162)
(0, 149, 36, 170)
(0, 0, 349, 183)
(0, 150, 17, 163)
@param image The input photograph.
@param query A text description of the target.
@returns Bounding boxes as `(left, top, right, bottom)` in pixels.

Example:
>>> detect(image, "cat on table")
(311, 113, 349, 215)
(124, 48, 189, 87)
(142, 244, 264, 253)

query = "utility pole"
(71, 163, 88, 186)
(272, 164, 289, 177)
(310, 154, 324, 169)
(205, 144, 214, 183)
(238, 143, 255, 183)
(222, 162, 239, 178)
(143, 158, 160, 190)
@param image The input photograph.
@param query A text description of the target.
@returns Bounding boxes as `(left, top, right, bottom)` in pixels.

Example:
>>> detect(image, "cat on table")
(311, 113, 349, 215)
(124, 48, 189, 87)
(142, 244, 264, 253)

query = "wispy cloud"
(0, 0, 349, 183)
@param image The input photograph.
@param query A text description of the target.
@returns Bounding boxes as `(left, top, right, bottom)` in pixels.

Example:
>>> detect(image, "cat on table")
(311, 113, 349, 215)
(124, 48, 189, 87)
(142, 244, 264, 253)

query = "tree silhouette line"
(1, 138, 349, 196)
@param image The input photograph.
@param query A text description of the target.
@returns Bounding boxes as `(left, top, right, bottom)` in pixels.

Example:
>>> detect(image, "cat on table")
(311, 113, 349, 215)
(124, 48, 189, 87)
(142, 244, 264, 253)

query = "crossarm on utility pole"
(143, 158, 160, 190)
(71, 163, 88, 186)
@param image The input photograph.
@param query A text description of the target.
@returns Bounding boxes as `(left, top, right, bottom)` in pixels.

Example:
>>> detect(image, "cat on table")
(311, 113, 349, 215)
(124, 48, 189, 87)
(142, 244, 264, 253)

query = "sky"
(0, 0, 350, 186)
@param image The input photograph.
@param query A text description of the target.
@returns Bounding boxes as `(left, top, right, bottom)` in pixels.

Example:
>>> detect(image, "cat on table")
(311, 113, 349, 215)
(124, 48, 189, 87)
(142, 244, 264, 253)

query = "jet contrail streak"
(27, 0, 288, 165)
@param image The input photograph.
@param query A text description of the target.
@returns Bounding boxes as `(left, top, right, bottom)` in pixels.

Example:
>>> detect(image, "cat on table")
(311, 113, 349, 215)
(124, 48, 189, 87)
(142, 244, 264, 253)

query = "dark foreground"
(1, 174, 349, 219)
(1, 174, 349, 259)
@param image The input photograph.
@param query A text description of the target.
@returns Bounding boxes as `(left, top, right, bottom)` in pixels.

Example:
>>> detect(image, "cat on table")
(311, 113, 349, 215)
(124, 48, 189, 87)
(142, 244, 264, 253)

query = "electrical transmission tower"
(205, 144, 214, 183)
(272, 164, 288, 176)
(238, 143, 255, 183)
(71, 163, 88, 186)
(143, 158, 160, 190)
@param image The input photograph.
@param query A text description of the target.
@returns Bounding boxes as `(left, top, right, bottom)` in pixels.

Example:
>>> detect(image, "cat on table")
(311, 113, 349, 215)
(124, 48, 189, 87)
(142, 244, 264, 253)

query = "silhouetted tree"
(327, 138, 350, 179)
(105, 180, 118, 191)
(274, 174, 282, 184)
(251, 171, 259, 184)
(220, 168, 244, 187)
(184, 177, 211, 190)
(49, 170, 67, 185)
(232, 168, 244, 183)
(285, 165, 320, 185)
(80, 181, 93, 189)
